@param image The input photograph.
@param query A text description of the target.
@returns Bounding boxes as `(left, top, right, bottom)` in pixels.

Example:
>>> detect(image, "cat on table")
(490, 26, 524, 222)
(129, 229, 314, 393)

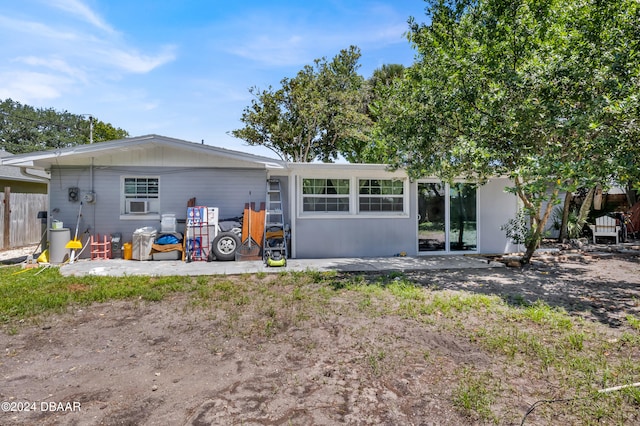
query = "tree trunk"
(625, 182, 637, 207)
(522, 224, 543, 265)
(521, 189, 559, 265)
(559, 191, 572, 242)
(457, 190, 464, 248)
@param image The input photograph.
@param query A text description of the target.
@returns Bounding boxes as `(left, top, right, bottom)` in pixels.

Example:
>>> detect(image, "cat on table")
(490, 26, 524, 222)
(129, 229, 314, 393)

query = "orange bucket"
(123, 242, 132, 260)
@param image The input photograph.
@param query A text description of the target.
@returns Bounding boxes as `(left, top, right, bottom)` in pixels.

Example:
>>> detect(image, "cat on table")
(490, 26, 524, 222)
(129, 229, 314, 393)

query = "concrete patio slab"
(59, 255, 504, 277)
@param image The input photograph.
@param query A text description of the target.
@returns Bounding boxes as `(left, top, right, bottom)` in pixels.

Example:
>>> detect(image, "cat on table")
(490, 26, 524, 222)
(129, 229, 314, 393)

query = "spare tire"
(211, 231, 241, 261)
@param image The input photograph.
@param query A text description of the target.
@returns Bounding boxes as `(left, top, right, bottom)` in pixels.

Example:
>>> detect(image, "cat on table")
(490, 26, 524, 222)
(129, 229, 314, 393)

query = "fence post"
(3, 187, 10, 249)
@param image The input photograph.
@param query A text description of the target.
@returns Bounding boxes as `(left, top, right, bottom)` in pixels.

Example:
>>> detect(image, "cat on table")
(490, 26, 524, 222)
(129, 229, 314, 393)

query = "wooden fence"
(0, 188, 48, 250)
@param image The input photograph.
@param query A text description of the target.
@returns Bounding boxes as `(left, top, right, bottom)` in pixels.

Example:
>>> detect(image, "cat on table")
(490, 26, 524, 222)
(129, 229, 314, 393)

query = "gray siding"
(292, 175, 415, 258)
(49, 166, 267, 255)
(294, 216, 415, 258)
(293, 178, 517, 258)
(48, 163, 517, 259)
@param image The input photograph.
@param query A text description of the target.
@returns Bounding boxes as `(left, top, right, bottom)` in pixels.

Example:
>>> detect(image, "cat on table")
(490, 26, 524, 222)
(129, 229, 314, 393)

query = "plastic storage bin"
(161, 214, 177, 233)
(132, 227, 157, 261)
(152, 250, 182, 261)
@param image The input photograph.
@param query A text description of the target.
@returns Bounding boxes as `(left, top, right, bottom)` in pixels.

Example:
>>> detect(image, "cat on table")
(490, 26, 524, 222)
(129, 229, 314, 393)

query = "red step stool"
(90, 234, 112, 260)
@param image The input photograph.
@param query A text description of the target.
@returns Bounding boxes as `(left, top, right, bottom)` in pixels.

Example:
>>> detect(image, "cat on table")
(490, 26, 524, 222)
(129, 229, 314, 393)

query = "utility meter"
(83, 192, 96, 203)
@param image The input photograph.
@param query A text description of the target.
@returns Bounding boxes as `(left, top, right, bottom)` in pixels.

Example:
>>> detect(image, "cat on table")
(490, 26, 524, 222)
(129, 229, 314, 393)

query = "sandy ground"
(0, 245, 638, 425)
(0, 245, 41, 264)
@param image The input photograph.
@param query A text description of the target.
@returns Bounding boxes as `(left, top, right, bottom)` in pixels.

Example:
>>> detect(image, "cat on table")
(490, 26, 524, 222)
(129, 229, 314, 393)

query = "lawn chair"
(589, 215, 620, 244)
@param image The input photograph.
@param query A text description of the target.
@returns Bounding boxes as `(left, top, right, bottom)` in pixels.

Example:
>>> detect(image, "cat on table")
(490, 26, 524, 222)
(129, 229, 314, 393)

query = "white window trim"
(301, 178, 351, 214)
(297, 174, 409, 219)
(356, 178, 407, 215)
(119, 175, 161, 220)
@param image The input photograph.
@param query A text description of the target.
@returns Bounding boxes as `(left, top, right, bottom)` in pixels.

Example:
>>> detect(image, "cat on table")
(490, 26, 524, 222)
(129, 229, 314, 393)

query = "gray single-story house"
(1, 135, 519, 259)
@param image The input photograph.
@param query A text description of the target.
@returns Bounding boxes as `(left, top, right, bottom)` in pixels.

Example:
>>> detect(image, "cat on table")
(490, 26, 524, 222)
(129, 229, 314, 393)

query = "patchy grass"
(0, 266, 638, 424)
(453, 367, 500, 423)
(626, 314, 640, 331)
(0, 266, 196, 322)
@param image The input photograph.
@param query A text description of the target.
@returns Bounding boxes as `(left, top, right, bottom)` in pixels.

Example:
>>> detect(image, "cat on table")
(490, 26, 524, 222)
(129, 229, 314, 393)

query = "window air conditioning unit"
(127, 199, 150, 214)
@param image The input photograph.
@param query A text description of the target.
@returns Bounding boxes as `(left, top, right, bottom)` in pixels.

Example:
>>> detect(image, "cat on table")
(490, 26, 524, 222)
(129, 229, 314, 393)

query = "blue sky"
(0, 0, 427, 158)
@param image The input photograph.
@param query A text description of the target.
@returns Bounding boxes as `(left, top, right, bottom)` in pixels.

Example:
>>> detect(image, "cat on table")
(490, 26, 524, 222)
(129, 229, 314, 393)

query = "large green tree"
(354, 64, 406, 164)
(376, 0, 639, 263)
(0, 99, 129, 154)
(231, 46, 371, 162)
(90, 119, 129, 144)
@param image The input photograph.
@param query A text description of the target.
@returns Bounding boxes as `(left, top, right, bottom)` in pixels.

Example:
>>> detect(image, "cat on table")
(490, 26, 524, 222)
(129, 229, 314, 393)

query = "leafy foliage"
(231, 46, 371, 162)
(501, 209, 534, 246)
(357, 64, 406, 163)
(0, 98, 129, 154)
(375, 0, 640, 262)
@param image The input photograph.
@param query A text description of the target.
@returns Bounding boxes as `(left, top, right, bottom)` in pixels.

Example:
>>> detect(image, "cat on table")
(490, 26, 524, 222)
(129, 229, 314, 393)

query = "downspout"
(91, 157, 95, 235)
(90, 157, 94, 194)
(90, 116, 95, 233)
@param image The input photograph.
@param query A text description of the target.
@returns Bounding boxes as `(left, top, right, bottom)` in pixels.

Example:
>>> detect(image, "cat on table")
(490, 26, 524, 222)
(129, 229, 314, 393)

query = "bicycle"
(619, 211, 637, 242)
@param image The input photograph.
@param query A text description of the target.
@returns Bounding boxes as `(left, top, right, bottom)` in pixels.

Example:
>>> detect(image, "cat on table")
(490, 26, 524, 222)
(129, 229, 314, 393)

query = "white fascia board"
(284, 162, 406, 176)
(0, 134, 286, 169)
(2, 157, 39, 167)
(0, 145, 111, 168)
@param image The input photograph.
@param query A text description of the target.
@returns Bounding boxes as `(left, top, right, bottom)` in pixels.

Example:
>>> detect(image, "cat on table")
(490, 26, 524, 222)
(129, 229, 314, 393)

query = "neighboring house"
(0, 151, 48, 194)
(0, 135, 519, 258)
(0, 151, 49, 249)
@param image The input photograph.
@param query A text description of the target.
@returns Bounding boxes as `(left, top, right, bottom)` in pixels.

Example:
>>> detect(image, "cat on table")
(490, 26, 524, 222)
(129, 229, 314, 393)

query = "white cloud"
(90, 87, 159, 112)
(100, 45, 177, 74)
(14, 56, 88, 82)
(227, 23, 408, 68)
(0, 15, 78, 41)
(0, 0, 177, 111)
(189, 78, 251, 103)
(0, 71, 72, 103)
(217, 6, 411, 68)
(0, 3, 175, 75)
(46, 0, 116, 34)
(230, 34, 309, 67)
(362, 23, 410, 46)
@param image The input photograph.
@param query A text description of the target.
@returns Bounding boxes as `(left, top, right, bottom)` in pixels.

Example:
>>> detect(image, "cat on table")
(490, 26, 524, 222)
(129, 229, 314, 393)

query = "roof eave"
(0, 135, 286, 169)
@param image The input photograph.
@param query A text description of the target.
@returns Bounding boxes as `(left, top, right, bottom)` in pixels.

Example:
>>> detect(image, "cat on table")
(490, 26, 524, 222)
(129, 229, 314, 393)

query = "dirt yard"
(0, 249, 639, 425)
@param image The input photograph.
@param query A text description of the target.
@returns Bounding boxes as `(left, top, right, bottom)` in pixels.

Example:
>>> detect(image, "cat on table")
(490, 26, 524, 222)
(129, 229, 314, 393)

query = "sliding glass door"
(417, 182, 477, 253)
(449, 183, 477, 251)
(417, 182, 446, 252)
